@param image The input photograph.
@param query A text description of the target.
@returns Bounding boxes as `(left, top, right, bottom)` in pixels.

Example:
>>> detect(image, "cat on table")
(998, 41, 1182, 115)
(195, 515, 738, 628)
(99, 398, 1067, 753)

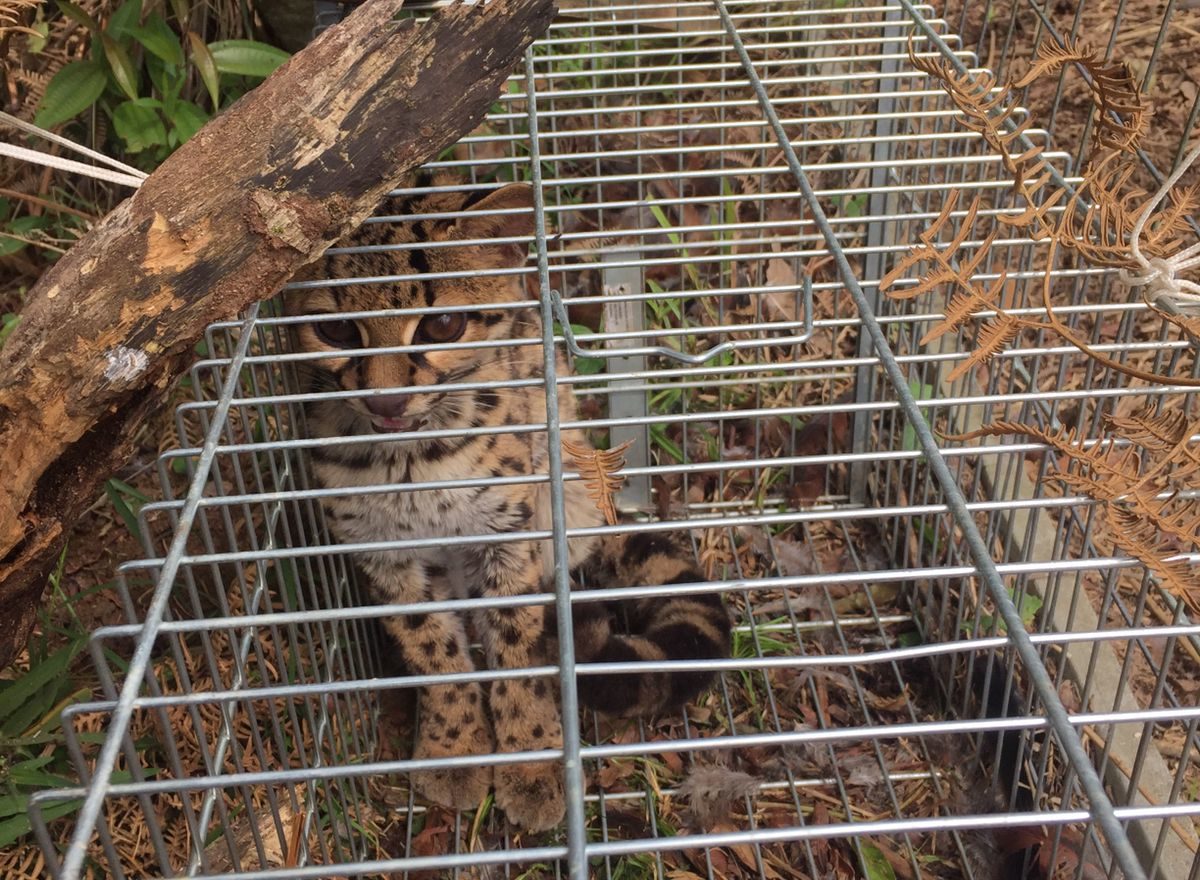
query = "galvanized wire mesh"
(30, 1, 1200, 879)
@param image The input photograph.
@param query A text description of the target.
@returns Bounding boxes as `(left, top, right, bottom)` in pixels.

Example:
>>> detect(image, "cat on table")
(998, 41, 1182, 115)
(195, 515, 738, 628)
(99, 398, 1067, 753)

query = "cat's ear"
(450, 183, 536, 268)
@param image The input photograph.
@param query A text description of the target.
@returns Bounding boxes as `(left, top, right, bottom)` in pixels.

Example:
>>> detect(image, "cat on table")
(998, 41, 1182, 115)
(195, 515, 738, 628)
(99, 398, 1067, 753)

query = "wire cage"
(30, 0, 1200, 878)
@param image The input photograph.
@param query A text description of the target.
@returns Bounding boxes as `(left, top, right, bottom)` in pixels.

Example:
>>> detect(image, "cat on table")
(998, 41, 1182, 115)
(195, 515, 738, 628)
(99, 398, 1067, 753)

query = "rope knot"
(1120, 141, 1200, 312)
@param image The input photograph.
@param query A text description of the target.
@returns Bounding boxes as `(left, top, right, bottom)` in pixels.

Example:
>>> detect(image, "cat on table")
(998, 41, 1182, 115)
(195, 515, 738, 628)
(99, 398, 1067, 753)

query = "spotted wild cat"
(287, 175, 730, 832)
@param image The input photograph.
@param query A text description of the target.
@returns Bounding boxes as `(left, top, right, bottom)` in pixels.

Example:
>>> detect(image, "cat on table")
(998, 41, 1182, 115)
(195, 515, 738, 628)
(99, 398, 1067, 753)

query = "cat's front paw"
(490, 678, 566, 831)
(411, 684, 494, 812)
(412, 762, 492, 813)
(495, 759, 565, 832)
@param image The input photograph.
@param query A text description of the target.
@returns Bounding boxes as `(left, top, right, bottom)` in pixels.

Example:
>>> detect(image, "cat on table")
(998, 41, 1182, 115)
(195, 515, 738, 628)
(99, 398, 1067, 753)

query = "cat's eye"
(415, 312, 467, 345)
(313, 318, 362, 349)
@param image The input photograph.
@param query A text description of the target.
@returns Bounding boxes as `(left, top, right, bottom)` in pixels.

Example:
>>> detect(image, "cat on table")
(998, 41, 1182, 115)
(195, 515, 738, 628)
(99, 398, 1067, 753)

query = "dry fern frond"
(1104, 404, 1189, 451)
(1055, 158, 1145, 267)
(962, 403, 1200, 614)
(1139, 179, 1200, 254)
(1050, 468, 1124, 503)
(995, 176, 1068, 233)
(1013, 39, 1146, 151)
(923, 270, 1009, 347)
(909, 47, 1052, 213)
(1126, 490, 1200, 554)
(1107, 506, 1200, 612)
(563, 438, 634, 526)
(0, 0, 40, 37)
(945, 313, 1023, 382)
(1147, 300, 1200, 346)
(892, 42, 1200, 613)
(881, 191, 995, 301)
(949, 420, 1141, 482)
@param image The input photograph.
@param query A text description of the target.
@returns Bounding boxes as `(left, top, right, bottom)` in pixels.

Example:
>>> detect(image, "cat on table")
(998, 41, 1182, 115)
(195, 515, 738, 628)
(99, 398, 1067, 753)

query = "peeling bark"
(0, 0, 555, 666)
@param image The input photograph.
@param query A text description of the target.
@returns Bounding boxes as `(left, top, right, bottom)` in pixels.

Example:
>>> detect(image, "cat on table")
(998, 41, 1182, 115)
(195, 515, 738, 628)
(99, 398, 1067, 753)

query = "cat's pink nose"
(364, 393, 410, 418)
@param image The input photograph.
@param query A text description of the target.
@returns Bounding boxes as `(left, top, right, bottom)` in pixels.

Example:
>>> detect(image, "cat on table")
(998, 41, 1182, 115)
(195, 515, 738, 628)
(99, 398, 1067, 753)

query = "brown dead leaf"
(657, 746, 685, 776)
(763, 258, 801, 322)
(596, 758, 632, 790)
(410, 808, 453, 860)
(707, 821, 769, 877)
(738, 527, 818, 578)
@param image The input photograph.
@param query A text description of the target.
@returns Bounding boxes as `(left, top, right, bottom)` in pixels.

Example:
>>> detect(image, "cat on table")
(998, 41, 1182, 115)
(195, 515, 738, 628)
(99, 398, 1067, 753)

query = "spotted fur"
(286, 174, 730, 831)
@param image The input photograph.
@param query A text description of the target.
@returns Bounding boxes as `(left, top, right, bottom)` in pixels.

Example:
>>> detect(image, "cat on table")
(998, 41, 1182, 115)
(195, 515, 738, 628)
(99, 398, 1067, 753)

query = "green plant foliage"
(0, 637, 89, 848)
(971, 586, 1043, 635)
(0, 200, 49, 257)
(186, 31, 220, 108)
(112, 97, 167, 152)
(33, 59, 107, 128)
(859, 843, 898, 880)
(207, 39, 289, 77)
(130, 15, 183, 66)
(34, 1, 289, 164)
(104, 478, 149, 542)
(0, 313, 20, 348)
(901, 379, 936, 452)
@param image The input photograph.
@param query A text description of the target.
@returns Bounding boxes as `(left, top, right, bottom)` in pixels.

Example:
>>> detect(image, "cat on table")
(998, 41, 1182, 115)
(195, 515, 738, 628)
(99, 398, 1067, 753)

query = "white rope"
(0, 110, 147, 179)
(0, 110, 147, 189)
(1119, 139, 1200, 311)
(0, 141, 145, 188)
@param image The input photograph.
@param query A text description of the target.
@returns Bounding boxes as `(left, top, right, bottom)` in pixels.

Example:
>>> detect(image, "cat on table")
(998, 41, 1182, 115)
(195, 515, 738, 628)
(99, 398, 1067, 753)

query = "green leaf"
(649, 423, 684, 463)
(969, 587, 1044, 635)
(0, 215, 46, 257)
(186, 31, 218, 108)
(27, 20, 49, 53)
(206, 39, 289, 78)
(106, 477, 149, 503)
(146, 52, 183, 103)
(6, 758, 75, 788)
(55, 0, 99, 33)
(131, 15, 183, 66)
(104, 477, 146, 538)
(6, 753, 54, 773)
(105, 0, 143, 42)
(0, 313, 20, 348)
(0, 793, 28, 819)
(2, 675, 74, 740)
(101, 33, 140, 101)
(860, 843, 898, 880)
(10, 216, 48, 242)
(34, 59, 107, 127)
(901, 380, 936, 452)
(567, 324, 604, 374)
(1016, 589, 1044, 627)
(25, 686, 90, 738)
(0, 813, 31, 850)
(167, 0, 188, 26)
(277, 558, 300, 611)
(0, 640, 85, 736)
(166, 100, 208, 144)
(112, 98, 166, 153)
(0, 796, 81, 848)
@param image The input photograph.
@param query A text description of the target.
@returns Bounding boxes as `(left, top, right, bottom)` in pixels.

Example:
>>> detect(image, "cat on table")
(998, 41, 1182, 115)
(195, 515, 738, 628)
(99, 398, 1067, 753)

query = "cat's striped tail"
(571, 531, 730, 717)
